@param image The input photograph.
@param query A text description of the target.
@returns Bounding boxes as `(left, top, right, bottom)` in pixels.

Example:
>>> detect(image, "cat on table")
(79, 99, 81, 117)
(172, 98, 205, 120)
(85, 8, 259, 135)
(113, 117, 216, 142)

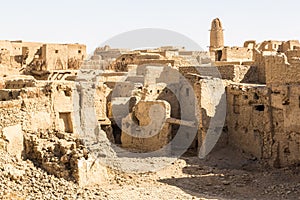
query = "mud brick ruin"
(0, 18, 299, 186)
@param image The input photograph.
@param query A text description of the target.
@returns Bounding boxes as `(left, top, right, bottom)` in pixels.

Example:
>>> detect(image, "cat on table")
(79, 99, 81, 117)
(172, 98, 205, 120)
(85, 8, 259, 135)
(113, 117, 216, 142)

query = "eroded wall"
(121, 100, 172, 152)
(220, 47, 253, 62)
(270, 85, 300, 167)
(265, 54, 300, 85)
(216, 65, 258, 83)
(0, 78, 108, 186)
(226, 83, 300, 167)
(226, 84, 270, 159)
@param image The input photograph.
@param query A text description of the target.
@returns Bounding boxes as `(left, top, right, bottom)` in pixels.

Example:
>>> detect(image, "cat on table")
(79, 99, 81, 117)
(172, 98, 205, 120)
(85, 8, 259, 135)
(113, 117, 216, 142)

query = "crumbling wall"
(0, 78, 109, 186)
(94, 45, 128, 60)
(95, 82, 110, 123)
(217, 65, 258, 83)
(0, 85, 55, 160)
(24, 130, 84, 181)
(41, 44, 69, 70)
(0, 41, 43, 69)
(225, 83, 300, 167)
(5, 41, 23, 69)
(265, 54, 300, 85)
(49, 81, 76, 133)
(67, 44, 86, 70)
(155, 84, 181, 119)
(178, 51, 210, 65)
(0, 90, 21, 101)
(4, 75, 36, 89)
(0, 48, 11, 66)
(20, 42, 43, 66)
(281, 40, 300, 52)
(0, 41, 13, 53)
(0, 100, 24, 158)
(121, 100, 172, 152)
(194, 78, 227, 156)
(258, 40, 283, 52)
(220, 47, 253, 62)
(38, 43, 86, 71)
(253, 49, 267, 84)
(110, 52, 177, 72)
(270, 85, 300, 167)
(285, 49, 300, 62)
(0, 41, 86, 79)
(87, 45, 128, 70)
(244, 40, 256, 49)
(23, 130, 108, 186)
(226, 84, 271, 159)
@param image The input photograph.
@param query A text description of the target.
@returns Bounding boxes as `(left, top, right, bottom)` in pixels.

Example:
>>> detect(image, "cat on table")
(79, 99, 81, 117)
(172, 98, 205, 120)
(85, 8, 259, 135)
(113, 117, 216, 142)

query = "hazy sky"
(1, 0, 299, 53)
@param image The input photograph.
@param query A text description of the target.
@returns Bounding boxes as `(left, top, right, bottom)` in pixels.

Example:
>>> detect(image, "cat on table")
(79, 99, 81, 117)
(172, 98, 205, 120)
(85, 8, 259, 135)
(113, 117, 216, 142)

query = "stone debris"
(0, 18, 299, 199)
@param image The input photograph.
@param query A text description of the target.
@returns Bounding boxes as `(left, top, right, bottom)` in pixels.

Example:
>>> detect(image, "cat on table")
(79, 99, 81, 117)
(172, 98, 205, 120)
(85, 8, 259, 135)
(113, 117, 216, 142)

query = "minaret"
(209, 18, 224, 52)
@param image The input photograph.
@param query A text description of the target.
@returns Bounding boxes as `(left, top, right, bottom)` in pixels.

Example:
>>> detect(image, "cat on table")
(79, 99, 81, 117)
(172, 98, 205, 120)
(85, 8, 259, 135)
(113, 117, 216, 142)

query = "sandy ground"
(0, 147, 299, 200)
(100, 147, 300, 200)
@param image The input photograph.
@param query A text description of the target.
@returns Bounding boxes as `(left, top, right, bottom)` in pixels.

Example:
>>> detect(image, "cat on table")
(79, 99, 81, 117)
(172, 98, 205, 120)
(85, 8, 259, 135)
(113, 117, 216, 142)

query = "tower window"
(55, 50, 59, 53)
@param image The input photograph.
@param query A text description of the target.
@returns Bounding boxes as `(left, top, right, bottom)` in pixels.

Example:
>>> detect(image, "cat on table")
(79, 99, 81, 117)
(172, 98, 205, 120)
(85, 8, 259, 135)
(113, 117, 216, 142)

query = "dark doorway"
(112, 124, 122, 144)
(216, 50, 222, 61)
(59, 112, 73, 133)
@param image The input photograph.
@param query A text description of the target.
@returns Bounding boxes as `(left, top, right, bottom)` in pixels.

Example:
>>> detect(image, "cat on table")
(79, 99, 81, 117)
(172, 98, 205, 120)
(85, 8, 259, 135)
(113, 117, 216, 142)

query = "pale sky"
(0, 0, 299, 53)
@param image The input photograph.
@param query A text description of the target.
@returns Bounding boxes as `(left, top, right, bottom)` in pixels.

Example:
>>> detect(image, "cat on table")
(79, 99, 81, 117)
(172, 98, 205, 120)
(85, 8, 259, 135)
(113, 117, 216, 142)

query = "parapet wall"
(265, 54, 300, 85)
(216, 65, 258, 83)
(221, 47, 253, 62)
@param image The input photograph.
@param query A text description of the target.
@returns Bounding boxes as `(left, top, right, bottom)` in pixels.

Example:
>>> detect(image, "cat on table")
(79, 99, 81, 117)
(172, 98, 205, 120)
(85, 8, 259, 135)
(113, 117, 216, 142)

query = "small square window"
(55, 50, 59, 53)
(78, 50, 82, 54)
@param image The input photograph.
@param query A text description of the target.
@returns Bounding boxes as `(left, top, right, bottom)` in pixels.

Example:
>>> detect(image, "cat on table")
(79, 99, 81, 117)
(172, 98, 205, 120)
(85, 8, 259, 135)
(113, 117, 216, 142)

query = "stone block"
(77, 157, 108, 187)
(3, 124, 23, 159)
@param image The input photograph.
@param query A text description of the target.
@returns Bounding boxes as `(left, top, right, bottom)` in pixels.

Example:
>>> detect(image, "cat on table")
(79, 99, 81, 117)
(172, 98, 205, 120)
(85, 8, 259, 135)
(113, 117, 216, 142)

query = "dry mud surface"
(0, 147, 299, 200)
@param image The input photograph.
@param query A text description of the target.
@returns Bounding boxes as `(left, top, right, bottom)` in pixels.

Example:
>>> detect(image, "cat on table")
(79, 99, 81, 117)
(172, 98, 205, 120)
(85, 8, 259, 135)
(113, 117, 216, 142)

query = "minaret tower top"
(209, 18, 224, 52)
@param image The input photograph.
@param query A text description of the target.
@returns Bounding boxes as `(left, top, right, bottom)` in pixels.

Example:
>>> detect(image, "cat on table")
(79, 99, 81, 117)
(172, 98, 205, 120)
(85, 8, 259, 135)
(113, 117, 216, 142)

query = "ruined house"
(0, 18, 299, 187)
(0, 40, 86, 80)
(209, 18, 300, 167)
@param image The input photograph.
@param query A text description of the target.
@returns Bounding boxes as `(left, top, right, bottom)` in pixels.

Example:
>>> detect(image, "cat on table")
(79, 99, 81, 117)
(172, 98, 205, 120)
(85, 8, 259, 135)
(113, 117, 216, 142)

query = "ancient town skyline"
(0, 1, 299, 198)
(0, 0, 299, 52)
